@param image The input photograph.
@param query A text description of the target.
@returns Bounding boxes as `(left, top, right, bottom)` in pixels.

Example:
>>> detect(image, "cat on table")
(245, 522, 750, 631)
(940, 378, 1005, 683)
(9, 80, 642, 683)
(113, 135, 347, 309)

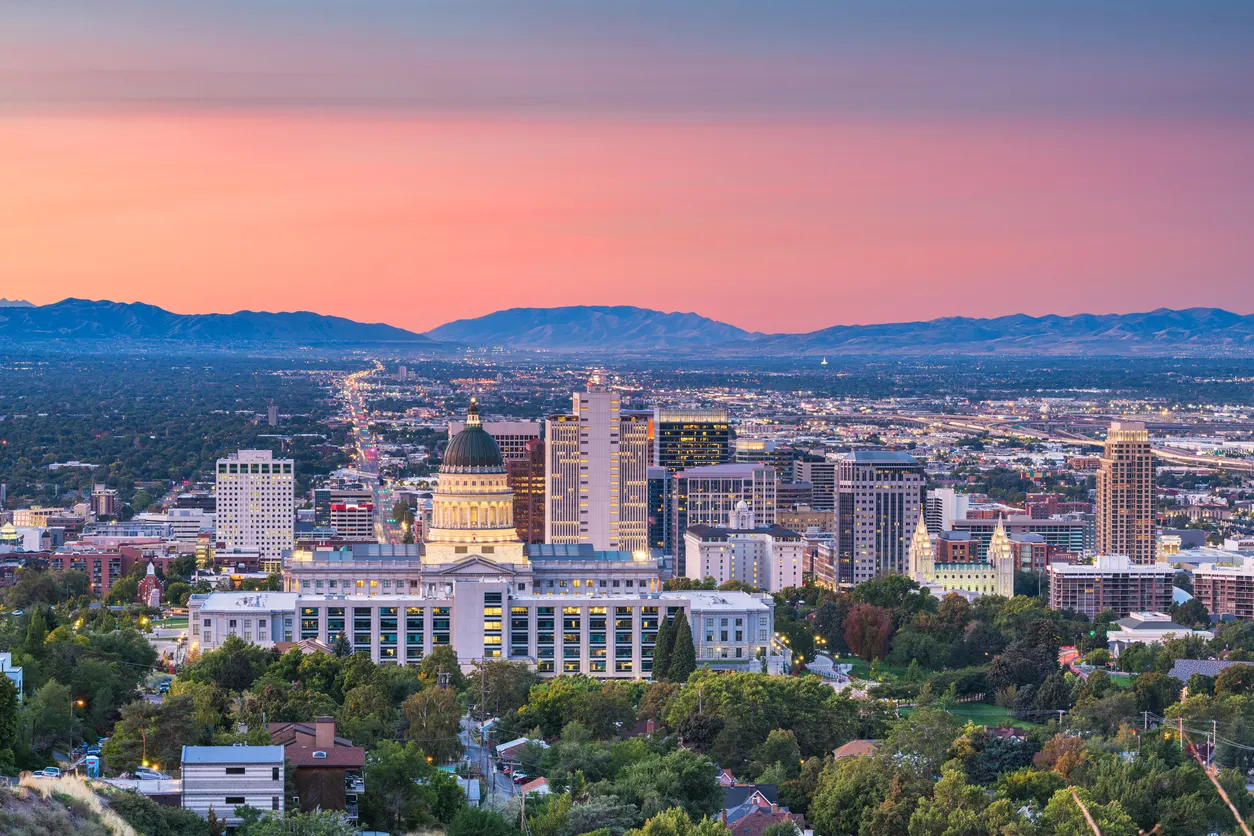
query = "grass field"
(844, 658, 909, 680)
(155, 617, 188, 629)
(901, 703, 1036, 729)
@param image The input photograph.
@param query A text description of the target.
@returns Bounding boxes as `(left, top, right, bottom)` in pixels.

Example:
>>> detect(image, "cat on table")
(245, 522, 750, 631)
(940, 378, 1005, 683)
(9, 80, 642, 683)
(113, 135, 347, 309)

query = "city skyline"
(4, 2, 1254, 333)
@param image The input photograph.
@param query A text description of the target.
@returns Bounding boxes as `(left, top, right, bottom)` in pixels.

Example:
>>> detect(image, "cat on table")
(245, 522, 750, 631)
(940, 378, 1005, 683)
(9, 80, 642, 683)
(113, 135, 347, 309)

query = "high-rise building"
(792, 459, 836, 511)
(1047, 554, 1173, 618)
(267, 403, 279, 427)
(90, 484, 120, 518)
(1096, 421, 1156, 564)
(671, 463, 776, 574)
(507, 439, 546, 544)
(314, 485, 372, 530)
(683, 500, 804, 592)
(924, 487, 969, 534)
(328, 500, 376, 542)
(653, 408, 731, 474)
(216, 450, 295, 573)
(447, 419, 541, 463)
(734, 439, 794, 472)
(647, 466, 670, 554)
(545, 386, 648, 553)
(832, 451, 926, 585)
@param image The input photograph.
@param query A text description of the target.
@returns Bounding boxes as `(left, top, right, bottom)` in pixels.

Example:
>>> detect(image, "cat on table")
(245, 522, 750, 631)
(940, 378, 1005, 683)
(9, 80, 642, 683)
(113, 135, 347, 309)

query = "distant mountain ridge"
(0, 298, 33, 307)
(427, 305, 761, 349)
(0, 298, 434, 344)
(427, 305, 1254, 355)
(5, 299, 1254, 355)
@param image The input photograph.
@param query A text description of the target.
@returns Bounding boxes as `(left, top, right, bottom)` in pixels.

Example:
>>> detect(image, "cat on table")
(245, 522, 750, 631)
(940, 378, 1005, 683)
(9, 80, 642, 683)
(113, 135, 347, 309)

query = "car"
(512, 772, 529, 785)
(40, 767, 61, 778)
(158, 682, 171, 694)
(30, 770, 45, 778)
(134, 767, 170, 780)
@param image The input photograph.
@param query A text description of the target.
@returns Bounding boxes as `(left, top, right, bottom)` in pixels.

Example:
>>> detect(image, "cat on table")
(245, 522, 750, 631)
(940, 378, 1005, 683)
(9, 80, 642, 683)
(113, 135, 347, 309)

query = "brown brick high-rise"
(507, 439, 546, 544)
(1096, 421, 1156, 564)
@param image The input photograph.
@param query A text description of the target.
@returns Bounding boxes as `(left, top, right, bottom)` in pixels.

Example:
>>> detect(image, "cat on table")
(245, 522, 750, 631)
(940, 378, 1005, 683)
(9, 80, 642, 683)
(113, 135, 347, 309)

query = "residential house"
(181, 745, 285, 828)
(267, 717, 365, 823)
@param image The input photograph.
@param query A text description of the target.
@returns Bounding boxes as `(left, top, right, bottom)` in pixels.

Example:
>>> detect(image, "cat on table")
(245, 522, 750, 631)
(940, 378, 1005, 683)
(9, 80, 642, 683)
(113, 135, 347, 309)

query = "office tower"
(671, 463, 777, 574)
(397, 364, 407, 380)
(447, 418, 541, 462)
(314, 485, 372, 531)
(328, 499, 375, 542)
(683, 501, 804, 592)
(653, 408, 732, 474)
(90, 484, 120, 518)
(507, 439, 546, 544)
(776, 481, 813, 511)
(1096, 421, 1156, 564)
(792, 458, 836, 511)
(924, 487, 970, 534)
(216, 450, 295, 573)
(647, 466, 670, 553)
(833, 451, 926, 585)
(545, 386, 649, 552)
(267, 403, 279, 427)
(734, 439, 794, 472)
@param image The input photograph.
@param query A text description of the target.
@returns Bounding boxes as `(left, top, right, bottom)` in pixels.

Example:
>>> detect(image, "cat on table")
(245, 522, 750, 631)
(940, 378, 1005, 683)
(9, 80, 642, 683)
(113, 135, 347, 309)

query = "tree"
(183, 634, 274, 692)
(103, 694, 198, 771)
(1132, 671, 1181, 714)
(402, 685, 463, 763)
(809, 753, 892, 836)
(752, 729, 802, 780)
(419, 645, 468, 691)
(107, 575, 140, 605)
(652, 614, 676, 683)
(235, 809, 356, 836)
(675, 713, 724, 753)
(470, 659, 540, 720)
(615, 748, 722, 821)
(565, 796, 641, 836)
(627, 808, 729, 836)
(332, 632, 352, 657)
(884, 707, 960, 778)
(1040, 787, 1138, 836)
(360, 740, 436, 833)
(1170, 598, 1211, 629)
(446, 807, 516, 836)
(338, 683, 396, 748)
(1214, 663, 1254, 698)
(844, 604, 893, 662)
(668, 612, 696, 682)
(0, 677, 17, 774)
(25, 607, 49, 655)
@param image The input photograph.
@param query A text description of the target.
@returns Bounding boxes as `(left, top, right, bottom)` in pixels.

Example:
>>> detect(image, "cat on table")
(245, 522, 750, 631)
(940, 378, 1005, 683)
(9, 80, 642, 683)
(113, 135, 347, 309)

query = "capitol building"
(191, 401, 787, 678)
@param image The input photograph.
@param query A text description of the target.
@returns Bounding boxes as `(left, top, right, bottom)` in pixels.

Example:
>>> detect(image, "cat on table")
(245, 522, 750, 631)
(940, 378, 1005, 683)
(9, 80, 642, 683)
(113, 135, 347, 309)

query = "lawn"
(155, 618, 188, 629)
(901, 703, 1036, 729)
(843, 657, 909, 681)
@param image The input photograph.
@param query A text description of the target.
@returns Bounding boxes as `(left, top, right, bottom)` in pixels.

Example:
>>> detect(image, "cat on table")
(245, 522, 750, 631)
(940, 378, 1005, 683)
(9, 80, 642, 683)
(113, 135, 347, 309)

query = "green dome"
(443, 400, 504, 471)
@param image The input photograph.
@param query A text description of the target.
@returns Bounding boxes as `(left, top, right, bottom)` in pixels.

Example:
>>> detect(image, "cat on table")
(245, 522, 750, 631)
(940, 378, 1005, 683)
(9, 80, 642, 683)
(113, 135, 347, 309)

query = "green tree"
(103, 695, 198, 771)
(668, 611, 696, 682)
(652, 614, 676, 683)
(107, 575, 140, 605)
(884, 707, 960, 778)
(419, 645, 468, 691)
(235, 808, 355, 836)
(1214, 663, 1254, 698)
(182, 634, 274, 692)
(614, 748, 722, 821)
(360, 740, 436, 833)
(1040, 787, 1138, 836)
(0, 677, 17, 774)
(25, 607, 49, 656)
(565, 796, 640, 836)
(627, 808, 729, 836)
(470, 659, 540, 720)
(402, 685, 464, 763)
(447, 806, 516, 836)
(1132, 671, 1181, 714)
(809, 754, 892, 836)
(751, 728, 802, 780)
(337, 683, 396, 748)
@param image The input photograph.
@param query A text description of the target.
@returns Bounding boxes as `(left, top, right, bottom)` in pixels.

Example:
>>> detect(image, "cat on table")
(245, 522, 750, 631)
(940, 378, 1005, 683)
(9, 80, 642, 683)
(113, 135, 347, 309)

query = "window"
(272, 767, 280, 781)
(272, 796, 280, 811)
(226, 796, 246, 805)
(226, 767, 245, 775)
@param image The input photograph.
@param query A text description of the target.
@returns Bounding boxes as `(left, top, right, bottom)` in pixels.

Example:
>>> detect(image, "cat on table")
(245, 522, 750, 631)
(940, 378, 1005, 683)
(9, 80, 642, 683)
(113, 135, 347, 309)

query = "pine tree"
(669, 611, 696, 682)
(333, 631, 353, 657)
(25, 608, 48, 656)
(651, 613, 676, 682)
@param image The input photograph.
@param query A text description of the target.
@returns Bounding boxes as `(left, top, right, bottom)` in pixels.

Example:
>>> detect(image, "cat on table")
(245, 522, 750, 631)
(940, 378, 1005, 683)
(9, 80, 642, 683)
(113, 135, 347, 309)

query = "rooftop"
(182, 745, 285, 765)
(845, 451, 921, 464)
(661, 590, 772, 612)
(1047, 555, 1175, 574)
(526, 543, 643, 562)
(674, 463, 774, 479)
(196, 592, 301, 612)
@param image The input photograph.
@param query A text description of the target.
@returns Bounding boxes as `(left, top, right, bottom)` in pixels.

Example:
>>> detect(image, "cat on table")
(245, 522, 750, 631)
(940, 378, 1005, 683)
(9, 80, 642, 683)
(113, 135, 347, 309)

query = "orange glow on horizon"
(3, 110, 1252, 332)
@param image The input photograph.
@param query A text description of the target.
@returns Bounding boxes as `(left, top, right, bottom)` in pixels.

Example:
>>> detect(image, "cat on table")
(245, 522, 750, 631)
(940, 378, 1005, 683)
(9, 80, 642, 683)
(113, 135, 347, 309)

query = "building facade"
(545, 387, 648, 553)
(507, 439, 546, 544)
(1046, 555, 1174, 618)
(833, 451, 926, 585)
(653, 408, 732, 474)
(216, 450, 294, 572)
(683, 502, 804, 592)
(951, 516, 1085, 559)
(909, 513, 1013, 598)
(181, 745, 285, 826)
(1096, 421, 1157, 564)
(792, 459, 836, 511)
(670, 464, 777, 575)
(1193, 561, 1254, 620)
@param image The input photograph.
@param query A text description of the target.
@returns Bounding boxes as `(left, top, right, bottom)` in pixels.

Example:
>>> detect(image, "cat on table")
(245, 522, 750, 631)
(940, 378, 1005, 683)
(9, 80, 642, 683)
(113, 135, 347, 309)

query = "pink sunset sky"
(3, 2, 1253, 334)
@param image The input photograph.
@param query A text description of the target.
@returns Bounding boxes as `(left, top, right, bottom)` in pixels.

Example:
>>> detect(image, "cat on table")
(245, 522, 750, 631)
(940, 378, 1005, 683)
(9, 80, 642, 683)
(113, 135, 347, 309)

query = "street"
(460, 719, 517, 808)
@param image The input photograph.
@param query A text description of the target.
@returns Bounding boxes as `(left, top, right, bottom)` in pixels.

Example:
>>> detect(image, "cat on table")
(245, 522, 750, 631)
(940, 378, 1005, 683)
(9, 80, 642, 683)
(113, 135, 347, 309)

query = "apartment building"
(1046, 555, 1174, 618)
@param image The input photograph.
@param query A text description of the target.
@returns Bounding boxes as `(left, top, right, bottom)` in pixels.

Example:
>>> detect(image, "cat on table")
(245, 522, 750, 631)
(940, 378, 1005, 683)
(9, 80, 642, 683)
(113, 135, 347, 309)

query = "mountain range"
(4, 298, 1254, 355)
(0, 298, 434, 344)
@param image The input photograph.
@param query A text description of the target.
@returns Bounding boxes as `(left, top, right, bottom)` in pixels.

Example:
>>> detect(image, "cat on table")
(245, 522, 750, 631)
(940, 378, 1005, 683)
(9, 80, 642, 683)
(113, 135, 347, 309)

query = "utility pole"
(1143, 711, 1148, 732)
(1179, 716, 1184, 751)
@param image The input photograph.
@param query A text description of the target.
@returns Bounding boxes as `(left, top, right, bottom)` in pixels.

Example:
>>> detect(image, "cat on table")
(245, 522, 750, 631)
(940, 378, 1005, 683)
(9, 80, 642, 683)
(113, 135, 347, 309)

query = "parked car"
(87, 745, 101, 756)
(35, 767, 61, 778)
(512, 772, 529, 785)
(134, 767, 171, 780)
(158, 682, 171, 695)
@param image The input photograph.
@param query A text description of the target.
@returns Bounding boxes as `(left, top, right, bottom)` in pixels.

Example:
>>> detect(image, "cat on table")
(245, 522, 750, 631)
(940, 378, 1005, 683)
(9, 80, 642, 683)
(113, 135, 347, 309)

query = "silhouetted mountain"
(427, 305, 760, 349)
(0, 298, 33, 307)
(429, 305, 1254, 355)
(0, 299, 436, 344)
